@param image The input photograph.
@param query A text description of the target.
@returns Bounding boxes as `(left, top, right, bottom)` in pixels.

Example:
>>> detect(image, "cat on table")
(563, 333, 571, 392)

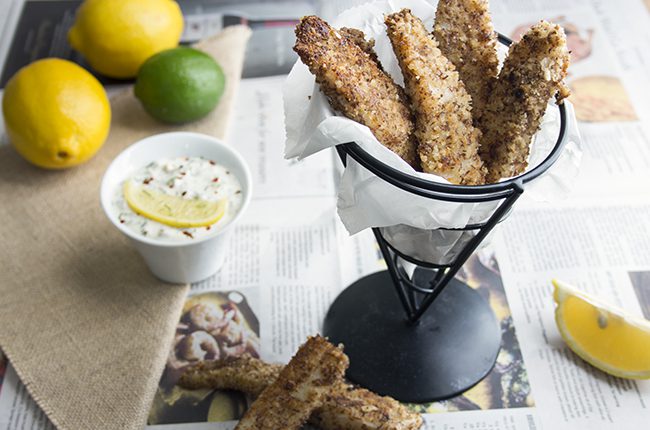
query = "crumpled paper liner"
(0, 25, 251, 430)
(284, 0, 581, 264)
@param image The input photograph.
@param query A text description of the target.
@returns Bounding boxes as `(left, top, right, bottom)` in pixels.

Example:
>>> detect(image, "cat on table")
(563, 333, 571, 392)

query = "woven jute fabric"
(0, 25, 251, 429)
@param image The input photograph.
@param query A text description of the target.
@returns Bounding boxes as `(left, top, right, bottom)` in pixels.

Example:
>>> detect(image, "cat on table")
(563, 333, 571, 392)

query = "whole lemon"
(134, 47, 225, 124)
(2, 58, 111, 169)
(68, 0, 183, 79)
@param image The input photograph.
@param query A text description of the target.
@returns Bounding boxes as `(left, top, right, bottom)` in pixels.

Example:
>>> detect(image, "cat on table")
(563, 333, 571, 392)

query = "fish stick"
(479, 21, 570, 183)
(339, 27, 383, 69)
(339, 27, 415, 128)
(179, 355, 423, 430)
(385, 9, 486, 185)
(234, 335, 348, 430)
(179, 355, 282, 396)
(433, 0, 499, 122)
(314, 383, 423, 430)
(294, 16, 419, 168)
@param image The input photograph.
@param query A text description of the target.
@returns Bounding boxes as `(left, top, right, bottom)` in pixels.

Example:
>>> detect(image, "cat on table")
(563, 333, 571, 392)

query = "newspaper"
(2, 0, 650, 429)
(0, 0, 316, 87)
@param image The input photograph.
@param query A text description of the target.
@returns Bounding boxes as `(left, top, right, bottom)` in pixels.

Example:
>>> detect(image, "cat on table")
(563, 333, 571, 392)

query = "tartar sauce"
(113, 156, 243, 240)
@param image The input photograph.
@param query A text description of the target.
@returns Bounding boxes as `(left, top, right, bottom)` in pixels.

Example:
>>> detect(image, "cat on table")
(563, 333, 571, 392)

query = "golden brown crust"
(479, 21, 570, 183)
(385, 9, 486, 185)
(294, 16, 419, 168)
(314, 383, 423, 430)
(433, 0, 499, 122)
(178, 354, 282, 396)
(234, 335, 348, 430)
(339, 27, 383, 70)
(179, 355, 423, 430)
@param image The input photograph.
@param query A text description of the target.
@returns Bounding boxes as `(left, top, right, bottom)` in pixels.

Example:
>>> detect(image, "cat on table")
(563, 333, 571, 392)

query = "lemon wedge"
(123, 181, 227, 228)
(553, 280, 650, 379)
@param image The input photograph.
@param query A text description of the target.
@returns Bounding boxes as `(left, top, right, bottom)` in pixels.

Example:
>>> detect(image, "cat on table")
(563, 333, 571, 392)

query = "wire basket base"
(323, 269, 501, 403)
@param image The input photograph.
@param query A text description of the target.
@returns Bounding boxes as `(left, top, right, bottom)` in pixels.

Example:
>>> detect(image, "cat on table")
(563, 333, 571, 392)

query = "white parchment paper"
(284, 0, 582, 263)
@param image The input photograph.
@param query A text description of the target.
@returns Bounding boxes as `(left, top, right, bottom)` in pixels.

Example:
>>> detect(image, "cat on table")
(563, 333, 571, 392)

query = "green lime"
(134, 47, 225, 124)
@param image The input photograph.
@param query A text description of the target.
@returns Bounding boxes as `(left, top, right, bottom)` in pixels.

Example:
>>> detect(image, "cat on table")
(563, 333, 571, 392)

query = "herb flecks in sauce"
(113, 156, 243, 240)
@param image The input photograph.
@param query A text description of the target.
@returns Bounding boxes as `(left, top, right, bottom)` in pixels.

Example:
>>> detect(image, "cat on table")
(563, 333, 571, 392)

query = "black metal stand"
(323, 34, 569, 403)
(323, 270, 500, 402)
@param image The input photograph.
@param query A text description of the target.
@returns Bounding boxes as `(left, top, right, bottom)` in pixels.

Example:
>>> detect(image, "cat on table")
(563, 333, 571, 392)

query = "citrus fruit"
(553, 280, 650, 379)
(124, 181, 227, 228)
(134, 47, 225, 124)
(68, 0, 183, 78)
(2, 58, 111, 169)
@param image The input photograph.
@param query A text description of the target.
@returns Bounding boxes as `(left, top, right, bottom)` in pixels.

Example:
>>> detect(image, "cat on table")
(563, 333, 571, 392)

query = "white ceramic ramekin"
(100, 132, 252, 283)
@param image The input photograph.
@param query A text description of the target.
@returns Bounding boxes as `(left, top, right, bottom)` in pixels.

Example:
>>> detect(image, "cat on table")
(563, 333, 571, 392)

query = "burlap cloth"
(0, 25, 252, 429)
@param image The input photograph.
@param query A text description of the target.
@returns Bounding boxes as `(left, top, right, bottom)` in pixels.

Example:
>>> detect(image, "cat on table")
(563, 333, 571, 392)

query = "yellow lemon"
(124, 181, 227, 228)
(68, 0, 183, 78)
(553, 280, 650, 379)
(2, 58, 111, 169)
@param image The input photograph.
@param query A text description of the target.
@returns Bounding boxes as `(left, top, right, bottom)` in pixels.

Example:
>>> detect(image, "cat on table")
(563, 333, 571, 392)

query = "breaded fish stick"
(433, 0, 499, 121)
(179, 355, 282, 396)
(339, 27, 383, 69)
(314, 383, 423, 430)
(235, 336, 348, 430)
(479, 21, 570, 183)
(294, 16, 419, 168)
(385, 9, 486, 185)
(179, 355, 423, 430)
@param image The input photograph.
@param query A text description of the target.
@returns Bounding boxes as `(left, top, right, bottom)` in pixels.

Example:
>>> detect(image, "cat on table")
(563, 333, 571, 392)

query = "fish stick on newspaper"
(234, 335, 348, 430)
(179, 355, 423, 430)
(314, 382, 423, 430)
(433, 0, 499, 122)
(294, 16, 420, 169)
(479, 21, 570, 183)
(385, 9, 486, 185)
(179, 355, 282, 396)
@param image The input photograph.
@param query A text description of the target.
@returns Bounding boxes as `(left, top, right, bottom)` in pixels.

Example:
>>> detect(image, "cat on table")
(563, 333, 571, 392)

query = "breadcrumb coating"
(314, 382, 423, 430)
(179, 354, 423, 430)
(385, 9, 486, 185)
(234, 335, 348, 430)
(433, 0, 498, 122)
(179, 354, 282, 396)
(479, 21, 570, 183)
(294, 16, 419, 168)
(339, 27, 383, 69)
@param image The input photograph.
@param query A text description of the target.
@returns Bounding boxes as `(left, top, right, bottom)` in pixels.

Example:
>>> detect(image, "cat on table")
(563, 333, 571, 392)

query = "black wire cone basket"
(323, 34, 569, 403)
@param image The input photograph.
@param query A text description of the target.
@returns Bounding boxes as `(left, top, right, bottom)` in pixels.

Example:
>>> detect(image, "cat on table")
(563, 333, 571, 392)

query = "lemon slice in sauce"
(123, 181, 227, 229)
